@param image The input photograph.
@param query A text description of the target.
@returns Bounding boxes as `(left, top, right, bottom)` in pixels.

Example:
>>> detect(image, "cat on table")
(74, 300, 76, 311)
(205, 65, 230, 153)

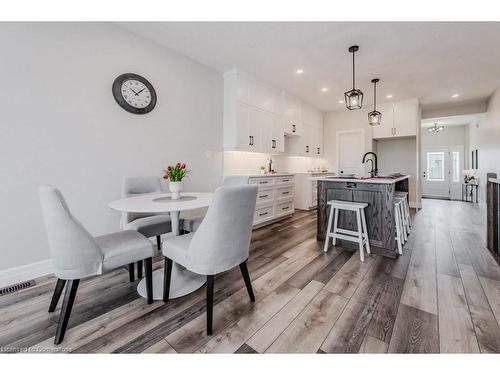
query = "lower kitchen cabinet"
(249, 175, 295, 226)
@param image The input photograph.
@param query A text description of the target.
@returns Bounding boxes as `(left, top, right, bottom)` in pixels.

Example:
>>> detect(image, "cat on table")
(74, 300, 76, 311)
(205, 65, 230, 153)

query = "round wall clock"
(112, 73, 157, 114)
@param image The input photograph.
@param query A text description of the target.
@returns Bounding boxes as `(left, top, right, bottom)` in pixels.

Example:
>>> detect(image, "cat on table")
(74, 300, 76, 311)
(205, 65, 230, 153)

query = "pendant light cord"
(352, 51, 355, 90)
(373, 81, 376, 111)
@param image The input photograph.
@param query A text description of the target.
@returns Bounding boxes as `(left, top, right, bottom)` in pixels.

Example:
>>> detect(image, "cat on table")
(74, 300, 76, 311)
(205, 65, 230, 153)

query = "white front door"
(336, 129, 365, 175)
(422, 146, 464, 200)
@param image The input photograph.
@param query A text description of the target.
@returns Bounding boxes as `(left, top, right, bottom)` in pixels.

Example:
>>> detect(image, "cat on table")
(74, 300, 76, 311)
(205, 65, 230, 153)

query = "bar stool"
(394, 196, 405, 255)
(395, 191, 411, 235)
(323, 200, 370, 262)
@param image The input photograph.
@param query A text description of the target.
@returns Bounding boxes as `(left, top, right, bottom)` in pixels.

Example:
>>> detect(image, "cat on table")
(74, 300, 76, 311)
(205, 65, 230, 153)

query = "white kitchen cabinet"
(288, 103, 323, 157)
(393, 104, 418, 137)
(224, 70, 285, 153)
(372, 103, 394, 139)
(246, 174, 295, 226)
(372, 100, 418, 139)
(294, 173, 331, 210)
(283, 92, 302, 136)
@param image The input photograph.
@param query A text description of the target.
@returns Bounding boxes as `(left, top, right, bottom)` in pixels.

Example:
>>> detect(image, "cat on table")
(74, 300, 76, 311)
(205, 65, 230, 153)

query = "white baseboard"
(0, 259, 53, 289)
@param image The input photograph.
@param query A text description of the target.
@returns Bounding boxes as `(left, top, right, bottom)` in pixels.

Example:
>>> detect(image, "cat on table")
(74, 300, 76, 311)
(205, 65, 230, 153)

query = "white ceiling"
(118, 22, 500, 112)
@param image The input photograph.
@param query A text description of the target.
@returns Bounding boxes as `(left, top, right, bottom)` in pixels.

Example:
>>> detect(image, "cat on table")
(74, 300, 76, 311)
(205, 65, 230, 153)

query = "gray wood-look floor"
(1, 199, 500, 353)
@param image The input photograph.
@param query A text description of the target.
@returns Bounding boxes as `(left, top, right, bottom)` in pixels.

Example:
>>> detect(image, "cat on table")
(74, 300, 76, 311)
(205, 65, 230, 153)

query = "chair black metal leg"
(145, 257, 153, 304)
(156, 235, 161, 252)
(48, 278, 66, 312)
(163, 257, 173, 302)
(206, 275, 214, 336)
(128, 263, 135, 282)
(54, 279, 79, 345)
(137, 260, 143, 279)
(239, 261, 255, 302)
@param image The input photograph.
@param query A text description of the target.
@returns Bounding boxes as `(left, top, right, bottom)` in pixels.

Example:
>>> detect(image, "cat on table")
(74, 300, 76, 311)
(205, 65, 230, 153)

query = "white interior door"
(336, 129, 365, 175)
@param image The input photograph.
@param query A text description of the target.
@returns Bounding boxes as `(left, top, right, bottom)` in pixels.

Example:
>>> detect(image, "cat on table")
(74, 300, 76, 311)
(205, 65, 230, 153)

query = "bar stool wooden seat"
(323, 200, 370, 262)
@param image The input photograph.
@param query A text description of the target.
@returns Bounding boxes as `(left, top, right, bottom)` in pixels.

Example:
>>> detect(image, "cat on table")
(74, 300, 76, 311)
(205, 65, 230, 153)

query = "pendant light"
(368, 78, 382, 126)
(428, 122, 445, 133)
(344, 45, 363, 110)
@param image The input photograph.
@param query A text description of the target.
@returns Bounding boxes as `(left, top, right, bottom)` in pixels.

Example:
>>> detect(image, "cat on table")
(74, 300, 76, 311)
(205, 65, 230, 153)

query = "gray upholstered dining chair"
(38, 185, 154, 345)
(122, 177, 174, 281)
(162, 184, 258, 335)
(181, 175, 250, 233)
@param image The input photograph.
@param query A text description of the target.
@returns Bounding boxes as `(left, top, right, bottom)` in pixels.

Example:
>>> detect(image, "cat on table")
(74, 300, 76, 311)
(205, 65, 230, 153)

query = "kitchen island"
(313, 175, 410, 259)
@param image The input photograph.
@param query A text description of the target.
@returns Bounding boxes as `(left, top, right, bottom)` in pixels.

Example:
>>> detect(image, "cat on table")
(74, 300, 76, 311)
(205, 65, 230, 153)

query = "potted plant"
(462, 169, 476, 184)
(163, 162, 188, 199)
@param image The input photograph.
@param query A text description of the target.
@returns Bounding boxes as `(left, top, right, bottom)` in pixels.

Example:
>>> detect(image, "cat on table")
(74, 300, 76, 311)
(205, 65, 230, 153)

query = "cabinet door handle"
(292, 124, 296, 133)
(259, 212, 268, 217)
(259, 194, 269, 198)
(282, 191, 289, 195)
(282, 179, 290, 182)
(317, 147, 320, 154)
(272, 139, 276, 149)
(249, 136, 252, 146)
(306, 145, 309, 153)
(282, 206, 290, 210)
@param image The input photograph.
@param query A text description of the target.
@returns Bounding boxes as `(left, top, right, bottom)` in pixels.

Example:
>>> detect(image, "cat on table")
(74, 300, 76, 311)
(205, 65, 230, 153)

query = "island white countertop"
(311, 174, 411, 184)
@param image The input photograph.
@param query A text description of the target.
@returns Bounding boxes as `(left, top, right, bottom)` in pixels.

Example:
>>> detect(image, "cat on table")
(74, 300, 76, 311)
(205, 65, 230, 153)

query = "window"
(452, 151, 460, 182)
(427, 152, 445, 181)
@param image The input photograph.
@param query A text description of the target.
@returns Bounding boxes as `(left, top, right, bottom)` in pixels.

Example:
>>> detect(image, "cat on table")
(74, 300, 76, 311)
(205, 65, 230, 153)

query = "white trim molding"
(0, 259, 53, 289)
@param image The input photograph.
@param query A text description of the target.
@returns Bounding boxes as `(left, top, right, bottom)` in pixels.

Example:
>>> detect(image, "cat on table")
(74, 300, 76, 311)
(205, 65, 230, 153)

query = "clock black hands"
(128, 86, 138, 95)
(135, 88, 146, 96)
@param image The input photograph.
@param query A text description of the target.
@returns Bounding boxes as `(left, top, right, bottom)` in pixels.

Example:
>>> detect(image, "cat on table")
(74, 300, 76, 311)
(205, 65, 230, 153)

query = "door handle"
(292, 124, 296, 133)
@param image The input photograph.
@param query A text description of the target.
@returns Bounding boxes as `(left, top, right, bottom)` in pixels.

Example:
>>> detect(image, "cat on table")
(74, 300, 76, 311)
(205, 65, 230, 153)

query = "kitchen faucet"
(362, 152, 378, 177)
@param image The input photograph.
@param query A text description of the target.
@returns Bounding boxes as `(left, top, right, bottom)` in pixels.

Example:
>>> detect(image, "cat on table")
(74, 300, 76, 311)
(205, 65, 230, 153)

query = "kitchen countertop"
(489, 178, 500, 184)
(225, 173, 294, 178)
(311, 174, 410, 184)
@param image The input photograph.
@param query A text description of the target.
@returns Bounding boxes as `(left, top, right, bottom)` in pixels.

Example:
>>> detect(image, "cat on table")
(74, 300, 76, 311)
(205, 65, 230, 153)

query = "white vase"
(169, 181, 183, 199)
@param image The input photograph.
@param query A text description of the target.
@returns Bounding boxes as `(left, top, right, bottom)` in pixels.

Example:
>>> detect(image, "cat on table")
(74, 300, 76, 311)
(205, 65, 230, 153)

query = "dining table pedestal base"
(136, 264, 205, 300)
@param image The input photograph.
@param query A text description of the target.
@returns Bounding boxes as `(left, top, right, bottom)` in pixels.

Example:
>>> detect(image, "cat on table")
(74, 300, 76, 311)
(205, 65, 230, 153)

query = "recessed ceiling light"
(452, 93, 460, 98)
(296, 69, 304, 74)
(339, 100, 344, 104)
(321, 87, 328, 92)
(386, 94, 393, 99)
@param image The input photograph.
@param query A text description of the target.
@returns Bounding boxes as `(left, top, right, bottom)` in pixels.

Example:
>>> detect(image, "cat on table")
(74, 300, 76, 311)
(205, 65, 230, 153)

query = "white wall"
(421, 125, 467, 147)
(323, 107, 376, 174)
(469, 87, 500, 202)
(376, 138, 418, 206)
(0, 23, 223, 281)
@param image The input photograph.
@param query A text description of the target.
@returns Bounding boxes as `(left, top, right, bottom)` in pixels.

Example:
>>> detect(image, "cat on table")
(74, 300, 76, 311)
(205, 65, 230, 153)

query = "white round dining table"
(108, 191, 213, 300)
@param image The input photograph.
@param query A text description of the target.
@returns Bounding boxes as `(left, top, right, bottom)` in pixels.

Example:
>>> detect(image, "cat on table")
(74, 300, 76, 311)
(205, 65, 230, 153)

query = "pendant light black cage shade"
(344, 45, 363, 110)
(368, 78, 382, 126)
(368, 110, 382, 126)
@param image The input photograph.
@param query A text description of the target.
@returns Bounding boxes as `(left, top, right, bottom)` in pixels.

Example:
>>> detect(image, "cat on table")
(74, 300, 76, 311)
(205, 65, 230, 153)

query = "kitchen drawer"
(256, 188, 275, 205)
(276, 186, 294, 200)
(275, 200, 294, 217)
(275, 176, 294, 186)
(250, 177, 274, 188)
(254, 205, 274, 223)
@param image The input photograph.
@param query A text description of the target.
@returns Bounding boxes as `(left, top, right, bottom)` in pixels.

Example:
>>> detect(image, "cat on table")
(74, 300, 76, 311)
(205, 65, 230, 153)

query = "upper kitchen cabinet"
(372, 99, 419, 139)
(288, 102, 324, 157)
(283, 92, 302, 136)
(224, 70, 285, 153)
